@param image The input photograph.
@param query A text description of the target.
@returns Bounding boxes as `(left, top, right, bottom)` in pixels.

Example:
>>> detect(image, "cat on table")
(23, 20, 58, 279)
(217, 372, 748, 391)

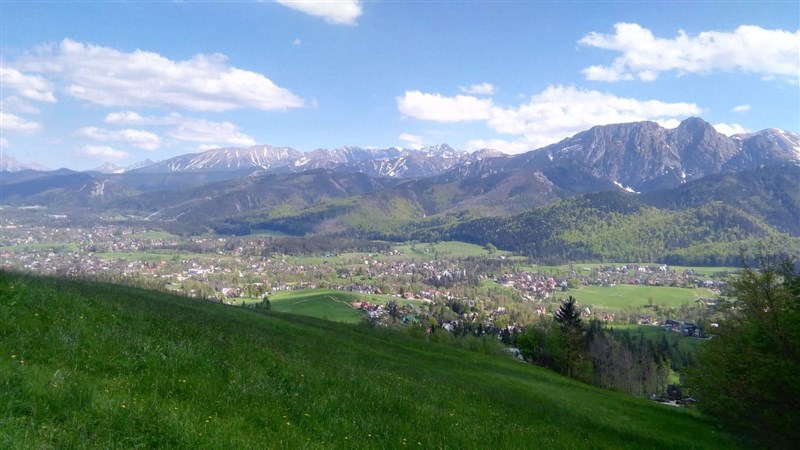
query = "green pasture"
(264, 289, 429, 323)
(394, 241, 509, 259)
(268, 289, 367, 323)
(523, 263, 739, 279)
(569, 285, 714, 311)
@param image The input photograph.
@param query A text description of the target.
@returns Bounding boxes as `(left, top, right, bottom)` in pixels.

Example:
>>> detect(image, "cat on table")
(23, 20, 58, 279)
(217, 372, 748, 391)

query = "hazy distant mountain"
(92, 159, 158, 174)
(128, 143, 505, 179)
(0, 154, 49, 172)
(131, 145, 303, 173)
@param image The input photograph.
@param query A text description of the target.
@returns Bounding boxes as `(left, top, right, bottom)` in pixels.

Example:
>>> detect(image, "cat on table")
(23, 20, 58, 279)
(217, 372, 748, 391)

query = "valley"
(2, 117, 799, 447)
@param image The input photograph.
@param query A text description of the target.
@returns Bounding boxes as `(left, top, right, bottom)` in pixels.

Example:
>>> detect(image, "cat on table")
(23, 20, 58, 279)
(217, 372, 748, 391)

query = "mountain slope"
(1, 272, 737, 448)
(115, 169, 397, 227)
(514, 118, 799, 192)
(642, 164, 800, 235)
(411, 190, 800, 264)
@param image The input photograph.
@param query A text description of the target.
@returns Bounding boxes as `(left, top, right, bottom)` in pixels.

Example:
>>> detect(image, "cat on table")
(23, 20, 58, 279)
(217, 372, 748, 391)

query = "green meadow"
(268, 289, 367, 323)
(0, 271, 736, 448)
(394, 241, 509, 259)
(525, 263, 739, 279)
(570, 285, 714, 311)
(266, 289, 428, 323)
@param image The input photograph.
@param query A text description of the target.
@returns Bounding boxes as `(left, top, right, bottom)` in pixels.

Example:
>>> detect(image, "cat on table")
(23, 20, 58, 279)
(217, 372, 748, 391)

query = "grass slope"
(268, 289, 367, 323)
(572, 285, 714, 311)
(1, 272, 736, 448)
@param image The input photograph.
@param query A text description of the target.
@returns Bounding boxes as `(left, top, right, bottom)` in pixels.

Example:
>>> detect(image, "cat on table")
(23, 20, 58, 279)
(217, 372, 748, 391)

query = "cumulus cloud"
(459, 82, 496, 95)
(0, 66, 56, 103)
(0, 111, 42, 133)
(398, 133, 425, 149)
(398, 85, 703, 152)
(579, 23, 800, 82)
(103, 111, 257, 148)
(466, 138, 532, 155)
(275, 0, 362, 25)
(398, 91, 493, 122)
(75, 126, 162, 151)
(168, 118, 257, 147)
(713, 122, 750, 136)
(104, 110, 182, 125)
(79, 145, 130, 160)
(2, 96, 42, 115)
(732, 104, 751, 113)
(19, 39, 304, 112)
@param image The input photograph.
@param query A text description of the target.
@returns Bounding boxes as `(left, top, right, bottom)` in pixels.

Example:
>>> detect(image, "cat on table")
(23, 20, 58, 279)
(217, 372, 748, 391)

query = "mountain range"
(2, 117, 799, 263)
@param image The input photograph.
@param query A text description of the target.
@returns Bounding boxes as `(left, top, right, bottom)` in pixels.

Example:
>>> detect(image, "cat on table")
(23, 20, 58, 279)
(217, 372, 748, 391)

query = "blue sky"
(1, 0, 798, 170)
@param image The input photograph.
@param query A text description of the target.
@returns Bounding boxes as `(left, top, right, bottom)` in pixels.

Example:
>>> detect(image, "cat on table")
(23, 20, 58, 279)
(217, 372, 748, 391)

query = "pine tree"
(554, 296, 589, 381)
(554, 296, 582, 331)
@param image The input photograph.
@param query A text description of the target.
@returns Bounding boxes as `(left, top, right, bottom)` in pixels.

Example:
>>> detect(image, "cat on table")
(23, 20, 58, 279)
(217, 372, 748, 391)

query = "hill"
(0, 272, 736, 448)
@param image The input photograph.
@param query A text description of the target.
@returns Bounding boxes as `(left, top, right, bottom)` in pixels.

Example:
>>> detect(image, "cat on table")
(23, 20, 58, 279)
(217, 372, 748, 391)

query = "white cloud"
(459, 82, 496, 95)
(732, 104, 751, 113)
(75, 126, 162, 151)
(103, 112, 257, 147)
(398, 84, 703, 150)
(168, 118, 257, 147)
(292, 38, 303, 46)
(2, 96, 42, 115)
(466, 138, 531, 155)
(79, 145, 130, 160)
(398, 133, 425, 149)
(20, 39, 304, 112)
(0, 111, 41, 133)
(104, 110, 181, 125)
(654, 118, 682, 129)
(579, 23, 800, 82)
(198, 144, 222, 151)
(0, 66, 56, 103)
(397, 91, 493, 122)
(0, 137, 9, 148)
(275, 1, 361, 25)
(713, 122, 750, 136)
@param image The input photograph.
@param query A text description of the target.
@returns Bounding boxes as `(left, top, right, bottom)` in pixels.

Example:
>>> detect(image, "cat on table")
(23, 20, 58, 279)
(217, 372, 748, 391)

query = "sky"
(1, 0, 798, 170)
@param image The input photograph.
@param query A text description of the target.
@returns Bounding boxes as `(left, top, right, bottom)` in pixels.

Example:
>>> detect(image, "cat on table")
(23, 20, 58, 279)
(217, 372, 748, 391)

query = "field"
(266, 289, 428, 323)
(268, 289, 368, 323)
(569, 285, 713, 311)
(393, 241, 509, 259)
(0, 271, 737, 448)
(525, 263, 739, 279)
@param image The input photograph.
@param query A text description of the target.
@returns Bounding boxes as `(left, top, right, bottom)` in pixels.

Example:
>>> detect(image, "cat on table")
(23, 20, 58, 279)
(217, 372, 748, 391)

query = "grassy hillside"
(1, 272, 736, 448)
(268, 289, 368, 323)
(571, 284, 714, 312)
